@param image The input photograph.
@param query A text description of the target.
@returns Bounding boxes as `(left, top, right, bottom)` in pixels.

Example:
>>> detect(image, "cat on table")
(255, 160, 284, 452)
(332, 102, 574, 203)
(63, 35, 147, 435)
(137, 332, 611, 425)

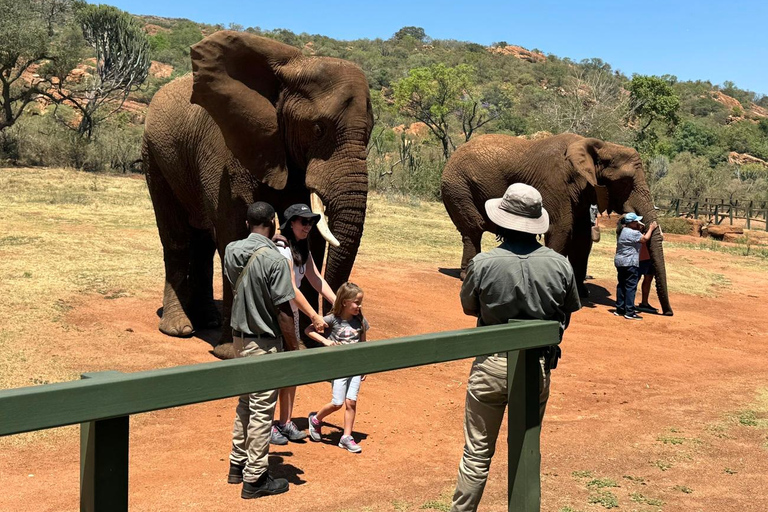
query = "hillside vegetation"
(2, 11, 767, 203)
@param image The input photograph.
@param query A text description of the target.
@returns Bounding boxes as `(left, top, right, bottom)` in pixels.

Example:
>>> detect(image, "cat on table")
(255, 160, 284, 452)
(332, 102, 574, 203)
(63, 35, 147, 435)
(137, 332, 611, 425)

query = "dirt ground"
(1, 244, 768, 511)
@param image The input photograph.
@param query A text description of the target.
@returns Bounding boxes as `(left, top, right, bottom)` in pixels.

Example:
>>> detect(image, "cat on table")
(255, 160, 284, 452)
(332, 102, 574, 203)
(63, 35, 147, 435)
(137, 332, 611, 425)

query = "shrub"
(658, 216, 693, 235)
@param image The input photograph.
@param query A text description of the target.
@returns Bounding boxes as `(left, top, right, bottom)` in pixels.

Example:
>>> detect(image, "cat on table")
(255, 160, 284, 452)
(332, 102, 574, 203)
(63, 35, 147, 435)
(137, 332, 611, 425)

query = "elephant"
(142, 31, 374, 358)
(440, 133, 673, 316)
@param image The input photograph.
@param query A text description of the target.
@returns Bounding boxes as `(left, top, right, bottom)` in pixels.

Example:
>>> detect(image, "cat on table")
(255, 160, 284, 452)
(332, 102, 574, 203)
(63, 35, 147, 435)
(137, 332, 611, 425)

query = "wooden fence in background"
(655, 196, 768, 230)
(0, 320, 559, 512)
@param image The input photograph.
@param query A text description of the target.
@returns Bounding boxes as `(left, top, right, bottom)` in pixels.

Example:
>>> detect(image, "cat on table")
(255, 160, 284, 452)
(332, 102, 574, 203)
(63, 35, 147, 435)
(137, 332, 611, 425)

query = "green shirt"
(224, 233, 295, 337)
(460, 239, 581, 335)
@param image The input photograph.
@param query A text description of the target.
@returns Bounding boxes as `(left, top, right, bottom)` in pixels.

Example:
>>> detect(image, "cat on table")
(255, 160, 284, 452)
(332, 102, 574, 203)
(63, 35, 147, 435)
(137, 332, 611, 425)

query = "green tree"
(51, 3, 150, 137)
(629, 75, 680, 134)
(0, 0, 81, 131)
(394, 63, 491, 159)
(392, 26, 427, 43)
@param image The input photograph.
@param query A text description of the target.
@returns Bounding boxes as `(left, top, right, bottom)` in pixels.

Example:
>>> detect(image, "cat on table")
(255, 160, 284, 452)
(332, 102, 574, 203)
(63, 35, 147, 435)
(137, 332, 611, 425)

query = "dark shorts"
(638, 260, 654, 276)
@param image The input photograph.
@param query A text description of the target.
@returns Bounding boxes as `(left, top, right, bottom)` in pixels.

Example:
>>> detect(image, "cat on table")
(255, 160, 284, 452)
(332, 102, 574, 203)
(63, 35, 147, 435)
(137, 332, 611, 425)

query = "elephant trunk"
(309, 156, 368, 291)
(627, 187, 674, 316)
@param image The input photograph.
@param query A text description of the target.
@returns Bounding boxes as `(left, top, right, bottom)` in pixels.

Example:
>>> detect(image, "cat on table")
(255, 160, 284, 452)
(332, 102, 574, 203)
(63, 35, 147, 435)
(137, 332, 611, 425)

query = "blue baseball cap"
(623, 212, 644, 225)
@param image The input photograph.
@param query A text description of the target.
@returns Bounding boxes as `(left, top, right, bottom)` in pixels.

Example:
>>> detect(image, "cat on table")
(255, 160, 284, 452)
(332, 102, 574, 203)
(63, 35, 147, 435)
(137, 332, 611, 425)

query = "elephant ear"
(565, 138, 605, 188)
(190, 31, 301, 190)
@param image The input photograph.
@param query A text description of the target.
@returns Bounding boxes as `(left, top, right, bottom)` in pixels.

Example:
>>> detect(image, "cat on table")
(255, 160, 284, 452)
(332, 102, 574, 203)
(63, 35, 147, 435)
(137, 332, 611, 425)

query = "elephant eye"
(313, 123, 325, 139)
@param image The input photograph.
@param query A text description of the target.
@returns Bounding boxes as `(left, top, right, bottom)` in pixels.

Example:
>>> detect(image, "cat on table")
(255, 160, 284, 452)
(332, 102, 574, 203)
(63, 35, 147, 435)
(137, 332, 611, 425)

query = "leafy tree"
(394, 63, 482, 159)
(0, 0, 81, 131)
(629, 75, 680, 134)
(50, 3, 150, 137)
(392, 26, 428, 43)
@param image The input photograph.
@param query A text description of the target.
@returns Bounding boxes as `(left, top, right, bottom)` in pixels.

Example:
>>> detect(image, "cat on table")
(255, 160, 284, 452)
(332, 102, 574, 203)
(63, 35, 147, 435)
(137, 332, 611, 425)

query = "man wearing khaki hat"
(450, 183, 582, 512)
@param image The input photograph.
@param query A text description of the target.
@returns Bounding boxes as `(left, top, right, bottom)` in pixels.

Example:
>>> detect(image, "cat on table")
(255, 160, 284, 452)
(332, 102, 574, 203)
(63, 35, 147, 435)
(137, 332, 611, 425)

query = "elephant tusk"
(310, 192, 341, 248)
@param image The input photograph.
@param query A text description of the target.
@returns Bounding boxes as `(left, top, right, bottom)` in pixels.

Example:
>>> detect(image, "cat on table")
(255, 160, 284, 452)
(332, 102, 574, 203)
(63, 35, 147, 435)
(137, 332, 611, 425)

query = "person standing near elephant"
(614, 213, 657, 320)
(451, 183, 581, 512)
(269, 203, 338, 445)
(224, 201, 297, 499)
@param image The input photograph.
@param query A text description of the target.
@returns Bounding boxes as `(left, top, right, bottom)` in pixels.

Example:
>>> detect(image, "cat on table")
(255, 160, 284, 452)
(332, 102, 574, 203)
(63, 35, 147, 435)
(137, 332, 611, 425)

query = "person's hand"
(312, 314, 327, 333)
(649, 221, 658, 231)
(272, 233, 288, 246)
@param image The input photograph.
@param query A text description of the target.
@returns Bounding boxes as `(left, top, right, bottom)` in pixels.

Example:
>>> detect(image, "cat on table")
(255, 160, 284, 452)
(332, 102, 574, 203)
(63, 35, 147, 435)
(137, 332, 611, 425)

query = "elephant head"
(188, 31, 374, 290)
(566, 137, 673, 315)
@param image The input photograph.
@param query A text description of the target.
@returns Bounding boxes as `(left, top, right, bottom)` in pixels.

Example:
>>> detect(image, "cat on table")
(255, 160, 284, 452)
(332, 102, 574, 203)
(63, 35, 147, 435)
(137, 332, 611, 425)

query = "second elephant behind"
(441, 133, 673, 316)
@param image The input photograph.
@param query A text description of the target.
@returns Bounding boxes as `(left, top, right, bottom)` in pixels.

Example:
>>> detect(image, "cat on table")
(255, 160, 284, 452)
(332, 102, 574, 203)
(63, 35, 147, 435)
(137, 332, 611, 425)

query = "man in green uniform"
(450, 183, 581, 512)
(224, 201, 298, 499)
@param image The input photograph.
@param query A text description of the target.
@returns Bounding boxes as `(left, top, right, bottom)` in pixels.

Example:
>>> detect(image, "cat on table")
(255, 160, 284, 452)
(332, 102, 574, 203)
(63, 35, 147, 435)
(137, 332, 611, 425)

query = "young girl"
(305, 282, 369, 453)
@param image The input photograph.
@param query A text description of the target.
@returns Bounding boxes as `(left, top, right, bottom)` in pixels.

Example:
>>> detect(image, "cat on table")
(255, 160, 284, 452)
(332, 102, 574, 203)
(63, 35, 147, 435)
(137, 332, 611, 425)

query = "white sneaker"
(338, 435, 362, 453)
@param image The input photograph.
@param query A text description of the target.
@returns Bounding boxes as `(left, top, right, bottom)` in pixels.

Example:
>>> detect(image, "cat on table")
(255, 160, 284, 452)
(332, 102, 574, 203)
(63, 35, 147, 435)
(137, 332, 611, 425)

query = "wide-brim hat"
(485, 183, 550, 234)
(280, 203, 320, 231)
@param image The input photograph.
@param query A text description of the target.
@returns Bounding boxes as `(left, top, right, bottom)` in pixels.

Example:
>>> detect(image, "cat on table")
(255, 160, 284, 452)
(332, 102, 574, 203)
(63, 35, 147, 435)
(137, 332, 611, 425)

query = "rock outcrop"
(489, 45, 546, 63)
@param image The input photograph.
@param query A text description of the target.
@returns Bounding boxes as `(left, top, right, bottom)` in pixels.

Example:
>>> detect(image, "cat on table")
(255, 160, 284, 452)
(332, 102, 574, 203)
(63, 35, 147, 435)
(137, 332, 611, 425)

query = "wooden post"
(729, 205, 734, 225)
(747, 202, 752, 230)
(674, 198, 680, 217)
(714, 205, 719, 225)
(507, 349, 542, 512)
(693, 201, 699, 219)
(80, 372, 128, 512)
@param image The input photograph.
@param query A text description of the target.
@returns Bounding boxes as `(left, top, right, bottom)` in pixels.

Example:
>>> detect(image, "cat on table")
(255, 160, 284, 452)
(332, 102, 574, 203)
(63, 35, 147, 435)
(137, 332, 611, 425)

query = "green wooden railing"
(0, 320, 560, 512)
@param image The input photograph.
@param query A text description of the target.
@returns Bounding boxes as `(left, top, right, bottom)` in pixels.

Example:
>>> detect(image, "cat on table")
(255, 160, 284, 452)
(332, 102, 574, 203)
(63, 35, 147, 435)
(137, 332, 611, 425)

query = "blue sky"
(112, 0, 767, 96)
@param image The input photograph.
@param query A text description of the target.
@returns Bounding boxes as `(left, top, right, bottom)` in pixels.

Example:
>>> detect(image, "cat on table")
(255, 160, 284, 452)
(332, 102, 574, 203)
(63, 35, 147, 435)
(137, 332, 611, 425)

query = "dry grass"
(0, 168, 163, 391)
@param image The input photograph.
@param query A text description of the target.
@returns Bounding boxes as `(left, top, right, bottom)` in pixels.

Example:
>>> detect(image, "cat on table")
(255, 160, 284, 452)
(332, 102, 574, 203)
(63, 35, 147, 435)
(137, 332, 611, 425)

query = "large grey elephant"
(441, 133, 673, 316)
(142, 31, 374, 358)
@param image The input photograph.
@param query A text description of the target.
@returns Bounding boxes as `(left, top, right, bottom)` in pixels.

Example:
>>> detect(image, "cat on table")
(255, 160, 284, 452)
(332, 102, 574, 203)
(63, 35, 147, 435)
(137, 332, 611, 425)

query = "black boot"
(241, 472, 289, 499)
(227, 463, 244, 484)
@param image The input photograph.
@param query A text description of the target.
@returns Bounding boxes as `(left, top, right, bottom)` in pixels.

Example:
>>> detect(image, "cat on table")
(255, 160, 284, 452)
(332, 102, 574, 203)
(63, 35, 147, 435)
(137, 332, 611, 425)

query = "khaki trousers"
(450, 354, 550, 512)
(229, 336, 282, 483)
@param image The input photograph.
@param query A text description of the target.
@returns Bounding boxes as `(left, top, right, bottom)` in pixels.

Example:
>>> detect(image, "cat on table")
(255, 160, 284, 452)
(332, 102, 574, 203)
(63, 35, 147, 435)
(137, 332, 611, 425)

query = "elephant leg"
(145, 164, 195, 337)
(211, 207, 249, 360)
(460, 231, 483, 280)
(189, 227, 221, 329)
(569, 227, 593, 299)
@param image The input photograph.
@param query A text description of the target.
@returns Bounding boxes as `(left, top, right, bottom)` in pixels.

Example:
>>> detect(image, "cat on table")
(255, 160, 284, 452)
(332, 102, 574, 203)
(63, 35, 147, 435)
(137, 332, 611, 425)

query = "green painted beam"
(0, 321, 559, 437)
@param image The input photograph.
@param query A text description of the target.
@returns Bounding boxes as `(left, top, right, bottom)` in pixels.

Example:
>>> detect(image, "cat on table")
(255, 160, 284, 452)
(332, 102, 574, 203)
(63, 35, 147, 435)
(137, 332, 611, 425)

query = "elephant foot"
(212, 342, 236, 360)
(158, 307, 195, 337)
(662, 310, 674, 317)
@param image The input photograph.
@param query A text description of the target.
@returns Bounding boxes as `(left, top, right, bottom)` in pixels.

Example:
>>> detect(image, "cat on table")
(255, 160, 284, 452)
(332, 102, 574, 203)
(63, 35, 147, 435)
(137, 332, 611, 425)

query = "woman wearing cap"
(614, 213, 657, 320)
(271, 203, 337, 444)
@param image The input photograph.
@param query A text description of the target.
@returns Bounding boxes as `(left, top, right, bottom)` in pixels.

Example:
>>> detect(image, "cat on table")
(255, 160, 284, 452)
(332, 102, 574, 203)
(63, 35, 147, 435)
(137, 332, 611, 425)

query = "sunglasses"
(295, 217, 315, 227)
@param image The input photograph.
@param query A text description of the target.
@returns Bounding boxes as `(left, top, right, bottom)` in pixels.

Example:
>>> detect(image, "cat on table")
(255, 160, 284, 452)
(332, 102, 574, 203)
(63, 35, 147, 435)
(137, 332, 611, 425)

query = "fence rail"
(655, 195, 768, 230)
(0, 320, 560, 512)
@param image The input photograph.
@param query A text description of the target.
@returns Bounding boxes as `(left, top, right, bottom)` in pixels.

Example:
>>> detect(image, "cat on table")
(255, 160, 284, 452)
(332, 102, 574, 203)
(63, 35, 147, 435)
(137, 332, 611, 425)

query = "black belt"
(232, 330, 278, 340)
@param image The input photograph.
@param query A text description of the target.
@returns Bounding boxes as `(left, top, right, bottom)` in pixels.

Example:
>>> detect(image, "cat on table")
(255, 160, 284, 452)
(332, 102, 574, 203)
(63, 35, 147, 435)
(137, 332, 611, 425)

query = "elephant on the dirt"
(441, 133, 673, 316)
(142, 31, 374, 358)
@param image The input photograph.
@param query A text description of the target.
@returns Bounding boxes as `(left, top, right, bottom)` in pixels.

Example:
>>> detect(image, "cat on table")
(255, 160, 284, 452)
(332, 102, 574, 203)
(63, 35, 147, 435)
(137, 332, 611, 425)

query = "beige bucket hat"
(485, 183, 550, 234)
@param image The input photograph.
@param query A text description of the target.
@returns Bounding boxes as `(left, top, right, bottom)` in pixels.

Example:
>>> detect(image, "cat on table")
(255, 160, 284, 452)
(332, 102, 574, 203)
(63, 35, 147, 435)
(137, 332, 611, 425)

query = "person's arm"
(304, 323, 336, 346)
(459, 260, 481, 317)
(277, 301, 298, 350)
(270, 258, 297, 349)
(640, 221, 657, 243)
(306, 254, 337, 304)
(284, 255, 328, 332)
